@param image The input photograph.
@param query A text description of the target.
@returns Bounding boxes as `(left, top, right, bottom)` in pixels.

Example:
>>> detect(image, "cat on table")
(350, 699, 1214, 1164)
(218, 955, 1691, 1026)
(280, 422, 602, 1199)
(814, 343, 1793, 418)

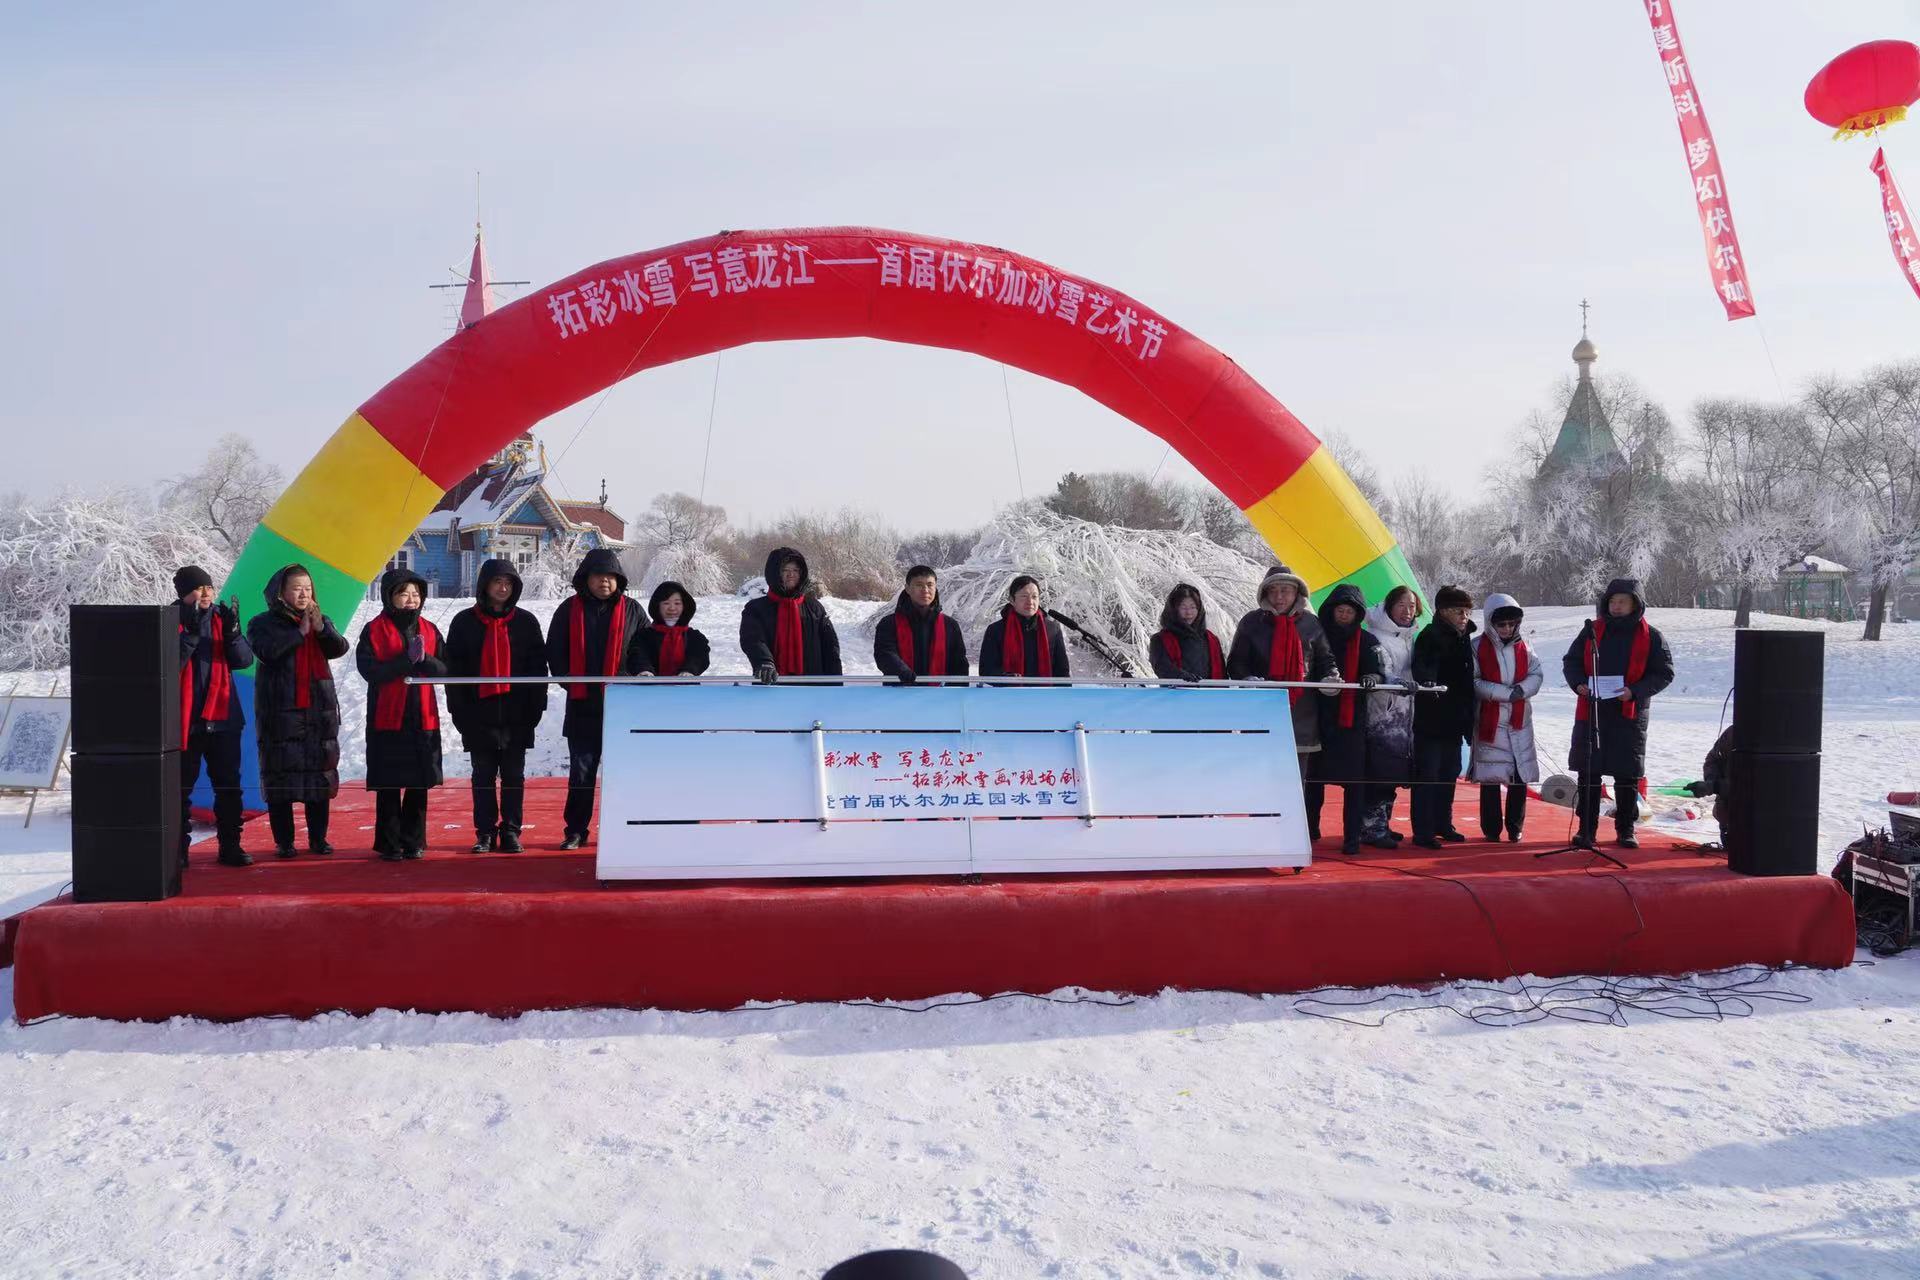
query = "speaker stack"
(69, 604, 182, 902)
(1724, 629, 1824, 877)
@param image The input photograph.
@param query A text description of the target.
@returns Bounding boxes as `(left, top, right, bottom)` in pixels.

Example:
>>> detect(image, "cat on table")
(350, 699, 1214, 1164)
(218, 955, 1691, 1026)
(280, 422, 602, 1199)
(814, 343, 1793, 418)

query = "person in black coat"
(172, 565, 253, 868)
(544, 547, 648, 848)
(246, 564, 349, 858)
(1227, 566, 1340, 827)
(1561, 576, 1676, 849)
(1309, 583, 1384, 855)
(1149, 583, 1225, 682)
(873, 565, 969, 684)
(356, 568, 448, 861)
(445, 558, 547, 853)
(632, 580, 713, 678)
(1409, 584, 1477, 848)
(977, 575, 1071, 680)
(740, 547, 843, 683)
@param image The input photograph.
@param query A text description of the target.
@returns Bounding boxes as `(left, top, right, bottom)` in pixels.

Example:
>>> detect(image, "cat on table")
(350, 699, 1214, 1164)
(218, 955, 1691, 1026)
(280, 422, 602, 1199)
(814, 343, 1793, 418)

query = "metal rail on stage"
(411, 675, 1449, 692)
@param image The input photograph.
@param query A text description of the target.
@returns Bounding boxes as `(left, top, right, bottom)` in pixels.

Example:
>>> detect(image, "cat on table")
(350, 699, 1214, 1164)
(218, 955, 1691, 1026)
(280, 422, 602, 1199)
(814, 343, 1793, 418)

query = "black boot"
(274, 846, 297, 860)
(497, 829, 523, 853)
(218, 850, 255, 867)
(311, 841, 334, 856)
(1615, 827, 1640, 850)
(560, 833, 586, 851)
(470, 833, 496, 854)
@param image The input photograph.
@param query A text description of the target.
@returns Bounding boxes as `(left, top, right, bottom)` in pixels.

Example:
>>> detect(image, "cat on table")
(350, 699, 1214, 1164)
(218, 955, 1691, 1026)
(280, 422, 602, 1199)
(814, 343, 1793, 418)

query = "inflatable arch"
(224, 225, 1418, 628)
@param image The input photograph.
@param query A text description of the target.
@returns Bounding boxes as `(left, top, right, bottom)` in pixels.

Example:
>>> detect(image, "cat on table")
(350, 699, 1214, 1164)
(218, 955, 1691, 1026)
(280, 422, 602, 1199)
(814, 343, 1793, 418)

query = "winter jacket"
(245, 565, 348, 805)
(1701, 724, 1735, 829)
(1561, 577, 1676, 779)
(873, 590, 969, 681)
(1148, 586, 1225, 681)
(1314, 584, 1384, 780)
(739, 547, 843, 676)
(1226, 583, 1338, 752)
(177, 598, 253, 736)
(544, 548, 649, 740)
(445, 558, 549, 754)
(631, 581, 713, 677)
(1411, 617, 1477, 742)
(1468, 593, 1543, 784)
(1363, 603, 1417, 784)
(356, 568, 447, 791)
(978, 609, 1072, 679)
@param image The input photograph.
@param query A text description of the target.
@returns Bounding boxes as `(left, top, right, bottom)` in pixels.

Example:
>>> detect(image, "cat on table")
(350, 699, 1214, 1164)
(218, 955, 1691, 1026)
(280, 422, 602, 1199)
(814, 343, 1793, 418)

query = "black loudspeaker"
(1724, 751, 1821, 877)
(1732, 629, 1824, 754)
(69, 604, 180, 754)
(70, 751, 182, 903)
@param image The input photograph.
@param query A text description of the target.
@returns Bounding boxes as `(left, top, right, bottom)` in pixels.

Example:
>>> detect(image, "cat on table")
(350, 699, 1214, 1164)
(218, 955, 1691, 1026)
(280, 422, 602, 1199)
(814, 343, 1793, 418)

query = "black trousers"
(267, 797, 330, 850)
(1577, 773, 1640, 837)
(1479, 784, 1528, 839)
(181, 729, 244, 856)
(471, 746, 527, 834)
(375, 788, 430, 853)
(1303, 759, 1368, 845)
(1412, 735, 1464, 841)
(565, 739, 603, 838)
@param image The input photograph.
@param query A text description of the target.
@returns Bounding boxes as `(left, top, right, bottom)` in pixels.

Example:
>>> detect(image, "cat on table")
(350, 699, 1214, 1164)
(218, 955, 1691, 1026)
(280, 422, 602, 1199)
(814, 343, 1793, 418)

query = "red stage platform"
(10, 778, 1853, 1022)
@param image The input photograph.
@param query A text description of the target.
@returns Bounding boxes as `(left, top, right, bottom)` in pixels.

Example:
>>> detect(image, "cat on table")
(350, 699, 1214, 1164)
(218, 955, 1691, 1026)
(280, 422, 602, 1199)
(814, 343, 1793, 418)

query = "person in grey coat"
(1227, 564, 1340, 831)
(1361, 586, 1421, 848)
(1469, 593, 1543, 842)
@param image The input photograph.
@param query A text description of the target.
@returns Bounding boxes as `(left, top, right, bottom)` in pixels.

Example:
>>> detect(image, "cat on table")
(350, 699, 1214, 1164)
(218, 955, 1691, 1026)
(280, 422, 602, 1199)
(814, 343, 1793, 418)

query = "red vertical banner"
(1645, 0, 1756, 320)
(1870, 147, 1920, 301)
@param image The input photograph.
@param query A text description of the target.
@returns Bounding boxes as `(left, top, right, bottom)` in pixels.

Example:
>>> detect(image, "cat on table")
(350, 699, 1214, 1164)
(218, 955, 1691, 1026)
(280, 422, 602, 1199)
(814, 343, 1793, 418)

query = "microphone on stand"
(1044, 609, 1083, 632)
(1043, 609, 1134, 677)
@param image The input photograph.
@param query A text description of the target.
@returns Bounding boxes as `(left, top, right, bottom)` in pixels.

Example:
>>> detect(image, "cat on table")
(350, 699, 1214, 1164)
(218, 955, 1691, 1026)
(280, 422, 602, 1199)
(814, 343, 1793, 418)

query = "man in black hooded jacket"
(544, 547, 647, 848)
(446, 558, 548, 853)
(740, 547, 842, 683)
(1561, 577, 1676, 849)
(173, 564, 253, 868)
(1410, 584, 1477, 848)
(873, 565, 968, 684)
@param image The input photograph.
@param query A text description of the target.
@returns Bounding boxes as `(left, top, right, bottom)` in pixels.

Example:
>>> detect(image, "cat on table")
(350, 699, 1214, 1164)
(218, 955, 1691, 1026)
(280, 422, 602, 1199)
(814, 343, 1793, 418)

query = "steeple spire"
(1571, 297, 1598, 383)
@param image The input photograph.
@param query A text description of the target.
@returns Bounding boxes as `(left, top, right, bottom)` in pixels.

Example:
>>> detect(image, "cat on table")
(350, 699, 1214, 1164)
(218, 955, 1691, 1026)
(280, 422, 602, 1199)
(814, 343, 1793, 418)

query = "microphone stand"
(1045, 610, 1137, 678)
(1535, 621, 1626, 869)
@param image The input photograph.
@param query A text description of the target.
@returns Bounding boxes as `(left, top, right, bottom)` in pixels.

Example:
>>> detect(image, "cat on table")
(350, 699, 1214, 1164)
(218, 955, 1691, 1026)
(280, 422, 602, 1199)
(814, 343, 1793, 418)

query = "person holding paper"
(1561, 577, 1675, 849)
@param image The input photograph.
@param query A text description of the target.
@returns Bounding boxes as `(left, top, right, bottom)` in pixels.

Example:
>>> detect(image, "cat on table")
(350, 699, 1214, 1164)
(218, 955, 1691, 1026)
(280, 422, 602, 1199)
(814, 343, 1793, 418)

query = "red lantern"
(1805, 40, 1920, 139)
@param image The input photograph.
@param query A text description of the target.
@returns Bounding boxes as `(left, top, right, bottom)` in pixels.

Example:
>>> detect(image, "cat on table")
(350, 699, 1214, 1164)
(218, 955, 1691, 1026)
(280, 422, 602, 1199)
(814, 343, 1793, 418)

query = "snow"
(2, 605, 1919, 1278)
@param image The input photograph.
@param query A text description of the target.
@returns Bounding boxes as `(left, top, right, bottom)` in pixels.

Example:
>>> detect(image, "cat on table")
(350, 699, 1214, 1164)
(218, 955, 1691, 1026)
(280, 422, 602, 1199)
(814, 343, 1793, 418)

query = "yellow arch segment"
(258, 413, 447, 581)
(1240, 445, 1397, 591)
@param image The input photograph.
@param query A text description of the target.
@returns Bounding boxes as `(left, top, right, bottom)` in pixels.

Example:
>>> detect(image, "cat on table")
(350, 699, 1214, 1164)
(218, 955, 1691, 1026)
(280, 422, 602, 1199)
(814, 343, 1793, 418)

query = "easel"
(0, 675, 72, 829)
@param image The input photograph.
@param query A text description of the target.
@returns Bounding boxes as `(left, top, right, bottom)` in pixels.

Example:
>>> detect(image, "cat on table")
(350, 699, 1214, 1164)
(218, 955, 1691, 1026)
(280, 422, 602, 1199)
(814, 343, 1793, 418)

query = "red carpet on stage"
(10, 779, 1854, 1022)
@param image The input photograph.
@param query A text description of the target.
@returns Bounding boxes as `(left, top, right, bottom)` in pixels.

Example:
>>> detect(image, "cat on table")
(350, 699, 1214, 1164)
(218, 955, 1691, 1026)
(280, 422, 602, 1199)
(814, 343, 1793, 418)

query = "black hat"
(1434, 584, 1473, 611)
(174, 565, 214, 596)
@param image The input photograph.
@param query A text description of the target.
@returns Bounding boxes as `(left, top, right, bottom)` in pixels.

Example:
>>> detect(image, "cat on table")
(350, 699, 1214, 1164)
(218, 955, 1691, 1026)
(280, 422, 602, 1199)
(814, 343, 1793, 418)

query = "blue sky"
(4, 1, 1918, 530)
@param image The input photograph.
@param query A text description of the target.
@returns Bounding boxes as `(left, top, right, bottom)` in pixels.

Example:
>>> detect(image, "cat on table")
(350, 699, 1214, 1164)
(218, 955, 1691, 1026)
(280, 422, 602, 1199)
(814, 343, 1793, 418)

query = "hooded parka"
(873, 584, 969, 681)
(245, 564, 349, 805)
(1149, 584, 1226, 681)
(632, 581, 713, 676)
(1363, 601, 1418, 784)
(740, 548, 843, 676)
(356, 567, 447, 790)
(544, 547, 648, 740)
(1314, 583, 1384, 780)
(1468, 593, 1543, 784)
(445, 558, 549, 753)
(1561, 577, 1675, 778)
(1226, 565, 1338, 752)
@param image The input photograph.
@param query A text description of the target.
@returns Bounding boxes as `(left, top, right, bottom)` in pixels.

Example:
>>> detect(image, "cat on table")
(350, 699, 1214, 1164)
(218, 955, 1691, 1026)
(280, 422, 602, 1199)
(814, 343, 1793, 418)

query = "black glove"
(1183, 670, 1202, 683)
(216, 603, 238, 632)
(1508, 686, 1525, 702)
(897, 669, 917, 685)
(756, 662, 778, 685)
(1358, 674, 1379, 690)
(406, 634, 425, 664)
(1685, 780, 1713, 798)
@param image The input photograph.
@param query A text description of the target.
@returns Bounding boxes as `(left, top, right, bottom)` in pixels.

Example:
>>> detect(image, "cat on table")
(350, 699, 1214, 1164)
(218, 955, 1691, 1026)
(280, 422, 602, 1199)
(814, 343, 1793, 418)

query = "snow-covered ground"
(2, 604, 1918, 1278)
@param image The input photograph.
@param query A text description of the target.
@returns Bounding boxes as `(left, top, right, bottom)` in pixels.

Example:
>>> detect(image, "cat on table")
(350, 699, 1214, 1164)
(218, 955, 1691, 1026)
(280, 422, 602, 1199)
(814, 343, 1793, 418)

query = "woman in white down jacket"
(1469, 593, 1542, 841)
(1361, 586, 1421, 847)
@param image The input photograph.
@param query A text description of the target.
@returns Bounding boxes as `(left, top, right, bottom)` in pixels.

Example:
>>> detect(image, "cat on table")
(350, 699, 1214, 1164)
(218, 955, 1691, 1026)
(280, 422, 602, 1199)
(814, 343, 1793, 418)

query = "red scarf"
(1334, 625, 1363, 729)
(178, 610, 234, 747)
(895, 609, 948, 677)
(1267, 611, 1306, 705)
(1157, 629, 1224, 680)
(292, 621, 332, 711)
(477, 608, 514, 699)
(999, 608, 1053, 677)
(369, 614, 439, 731)
(652, 623, 688, 677)
(567, 594, 628, 700)
(1576, 617, 1650, 722)
(1477, 633, 1530, 742)
(773, 593, 807, 675)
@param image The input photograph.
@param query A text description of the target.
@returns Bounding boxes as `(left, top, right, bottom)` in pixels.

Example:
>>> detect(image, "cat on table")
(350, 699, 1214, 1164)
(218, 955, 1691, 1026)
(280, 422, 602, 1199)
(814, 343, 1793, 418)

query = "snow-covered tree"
(0, 488, 228, 669)
(160, 434, 285, 551)
(908, 503, 1267, 675)
(626, 492, 731, 596)
(1805, 362, 1920, 640)
(520, 532, 591, 601)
